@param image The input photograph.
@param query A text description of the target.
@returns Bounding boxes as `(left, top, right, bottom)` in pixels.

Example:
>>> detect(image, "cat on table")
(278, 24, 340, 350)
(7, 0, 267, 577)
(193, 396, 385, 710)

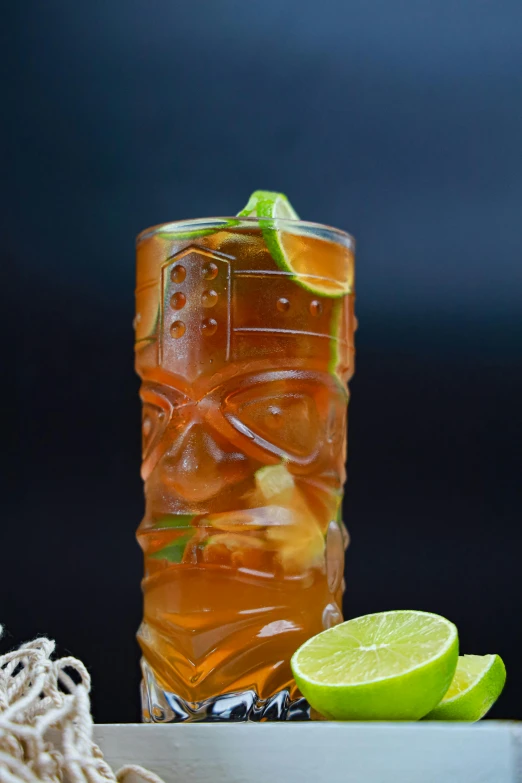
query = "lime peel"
(237, 190, 299, 220)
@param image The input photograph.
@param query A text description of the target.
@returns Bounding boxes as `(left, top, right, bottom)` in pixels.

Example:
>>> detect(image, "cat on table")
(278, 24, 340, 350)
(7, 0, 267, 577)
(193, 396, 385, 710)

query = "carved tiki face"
(135, 230, 355, 515)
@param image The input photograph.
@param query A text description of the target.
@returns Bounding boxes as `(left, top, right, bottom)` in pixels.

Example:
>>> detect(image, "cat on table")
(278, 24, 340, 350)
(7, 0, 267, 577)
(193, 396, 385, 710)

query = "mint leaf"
(149, 533, 193, 563)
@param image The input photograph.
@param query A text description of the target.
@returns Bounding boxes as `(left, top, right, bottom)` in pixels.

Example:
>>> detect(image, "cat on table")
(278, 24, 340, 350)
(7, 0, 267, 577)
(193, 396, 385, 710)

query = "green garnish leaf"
(149, 533, 193, 563)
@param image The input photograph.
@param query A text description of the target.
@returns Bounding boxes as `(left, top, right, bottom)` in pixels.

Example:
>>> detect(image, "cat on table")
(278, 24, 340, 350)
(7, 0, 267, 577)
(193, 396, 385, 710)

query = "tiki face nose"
(160, 421, 250, 503)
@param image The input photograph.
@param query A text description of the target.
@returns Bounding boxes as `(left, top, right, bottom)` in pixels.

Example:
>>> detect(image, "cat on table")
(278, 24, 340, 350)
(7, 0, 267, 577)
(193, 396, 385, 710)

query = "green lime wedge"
(237, 190, 352, 298)
(238, 189, 300, 220)
(291, 610, 459, 721)
(423, 654, 506, 721)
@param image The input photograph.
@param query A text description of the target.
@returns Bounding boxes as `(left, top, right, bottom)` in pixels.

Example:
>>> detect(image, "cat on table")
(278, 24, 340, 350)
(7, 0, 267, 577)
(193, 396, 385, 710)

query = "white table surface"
(94, 722, 522, 783)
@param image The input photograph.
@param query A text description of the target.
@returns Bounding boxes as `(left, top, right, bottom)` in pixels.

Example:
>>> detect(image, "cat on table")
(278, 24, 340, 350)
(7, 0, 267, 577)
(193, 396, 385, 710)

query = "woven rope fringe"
(0, 627, 165, 783)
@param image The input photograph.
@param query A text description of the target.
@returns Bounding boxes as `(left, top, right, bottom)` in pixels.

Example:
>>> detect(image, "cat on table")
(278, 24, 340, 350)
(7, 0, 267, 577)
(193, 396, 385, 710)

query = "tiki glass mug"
(135, 215, 355, 721)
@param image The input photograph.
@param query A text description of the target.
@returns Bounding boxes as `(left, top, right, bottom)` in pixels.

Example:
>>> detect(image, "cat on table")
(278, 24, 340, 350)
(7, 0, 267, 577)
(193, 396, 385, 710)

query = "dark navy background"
(2, 1, 521, 721)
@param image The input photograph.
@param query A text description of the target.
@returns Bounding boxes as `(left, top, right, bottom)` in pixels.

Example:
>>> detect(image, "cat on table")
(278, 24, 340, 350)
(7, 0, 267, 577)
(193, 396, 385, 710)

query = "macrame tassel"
(0, 627, 165, 783)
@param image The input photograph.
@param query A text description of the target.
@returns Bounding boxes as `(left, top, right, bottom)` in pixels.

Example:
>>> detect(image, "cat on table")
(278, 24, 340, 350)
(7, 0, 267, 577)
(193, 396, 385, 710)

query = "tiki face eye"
(221, 373, 346, 462)
(229, 391, 320, 458)
(139, 386, 192, 478)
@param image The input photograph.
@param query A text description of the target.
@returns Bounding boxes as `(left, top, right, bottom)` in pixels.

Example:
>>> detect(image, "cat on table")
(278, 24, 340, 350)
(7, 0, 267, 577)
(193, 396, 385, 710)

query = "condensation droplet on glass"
(201, 317, 218, 336)
(310, 300, 322, 316)
(201, 289, 218, 308)
(170, 292, 186, 310)
(171, 265, 186, 284)
(170, 320, 186, 338)
(277, 297, 290, 312)
(203, 262, 218, 280)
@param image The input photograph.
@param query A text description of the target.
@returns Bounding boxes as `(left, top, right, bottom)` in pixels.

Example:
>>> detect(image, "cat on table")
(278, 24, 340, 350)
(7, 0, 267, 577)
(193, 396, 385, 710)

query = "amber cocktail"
(135, 210, 355, 721)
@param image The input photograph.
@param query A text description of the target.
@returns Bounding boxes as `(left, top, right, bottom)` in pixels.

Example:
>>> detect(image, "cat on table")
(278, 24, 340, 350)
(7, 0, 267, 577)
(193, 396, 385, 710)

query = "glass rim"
(136, 216, 355, 247)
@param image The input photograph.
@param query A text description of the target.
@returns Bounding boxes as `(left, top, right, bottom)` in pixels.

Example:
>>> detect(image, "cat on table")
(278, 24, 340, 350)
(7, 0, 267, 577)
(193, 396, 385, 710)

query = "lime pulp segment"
(423, 654, 506, 721)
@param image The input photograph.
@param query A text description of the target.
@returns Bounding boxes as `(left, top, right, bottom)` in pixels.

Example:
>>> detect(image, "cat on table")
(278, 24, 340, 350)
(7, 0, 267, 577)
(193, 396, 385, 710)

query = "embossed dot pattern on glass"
(170, 265, 186, 284)
(169, 320, 185, 339)
(170, 292, 186, 310)
(277, 297, 290, 312)
(201, 289, 219, 308)
(203, 261, 219, 280)
(201, 317, 218, 336)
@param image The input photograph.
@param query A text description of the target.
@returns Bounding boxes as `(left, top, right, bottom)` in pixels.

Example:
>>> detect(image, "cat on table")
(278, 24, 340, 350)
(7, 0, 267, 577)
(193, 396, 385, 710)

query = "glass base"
(141, 661, 310, 722)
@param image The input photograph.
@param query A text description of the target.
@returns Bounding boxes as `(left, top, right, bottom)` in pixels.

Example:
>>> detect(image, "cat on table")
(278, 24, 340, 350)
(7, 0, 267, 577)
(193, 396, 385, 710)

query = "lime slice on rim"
(238, 189, 300, 220)
(291, 610, 459, 721)
(237, 190, 353, 297)
(423, 654, 506, 721)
